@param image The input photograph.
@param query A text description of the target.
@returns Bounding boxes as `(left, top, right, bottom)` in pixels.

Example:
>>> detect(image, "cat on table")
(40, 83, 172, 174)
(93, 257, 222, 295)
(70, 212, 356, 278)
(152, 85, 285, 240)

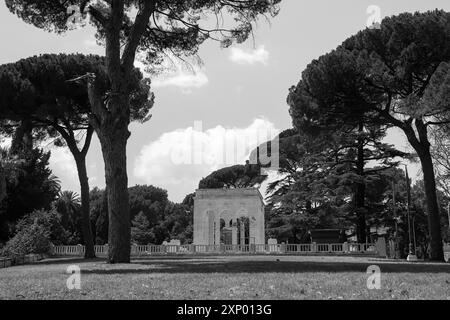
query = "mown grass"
(0, 255, 449, 300)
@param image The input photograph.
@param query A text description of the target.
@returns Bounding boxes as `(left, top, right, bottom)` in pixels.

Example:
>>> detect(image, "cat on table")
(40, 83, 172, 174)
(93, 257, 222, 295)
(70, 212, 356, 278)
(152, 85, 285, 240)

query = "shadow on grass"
(75, 258, 450, 275)
(33, 255, 222, 266)
(30, 257, 106, 266)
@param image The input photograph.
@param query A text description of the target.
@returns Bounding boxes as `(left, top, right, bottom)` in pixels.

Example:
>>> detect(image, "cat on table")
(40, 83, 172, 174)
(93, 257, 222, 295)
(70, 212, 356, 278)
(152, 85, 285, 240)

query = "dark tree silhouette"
(199, 163, 267, 189)
(288, 11, 449, 260)
(5, 0, 282, 262)
(0, 53, 153, 258)
(287, 51, 406, 242)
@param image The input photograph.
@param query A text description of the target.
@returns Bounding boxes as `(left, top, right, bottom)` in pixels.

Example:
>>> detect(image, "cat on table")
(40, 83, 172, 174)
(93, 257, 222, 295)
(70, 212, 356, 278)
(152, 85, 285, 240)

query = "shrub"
(1, 222, 51, 258)
(1, 208, 66, 258)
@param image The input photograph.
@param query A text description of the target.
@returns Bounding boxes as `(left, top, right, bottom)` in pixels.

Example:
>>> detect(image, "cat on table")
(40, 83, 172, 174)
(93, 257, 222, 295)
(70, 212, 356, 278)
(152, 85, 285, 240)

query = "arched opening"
(220, 218, 232, 245)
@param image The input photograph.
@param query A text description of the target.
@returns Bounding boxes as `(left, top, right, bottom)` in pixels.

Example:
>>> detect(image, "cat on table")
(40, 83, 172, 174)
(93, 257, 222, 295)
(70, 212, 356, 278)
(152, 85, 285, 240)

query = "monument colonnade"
(193, 188, 265, 246)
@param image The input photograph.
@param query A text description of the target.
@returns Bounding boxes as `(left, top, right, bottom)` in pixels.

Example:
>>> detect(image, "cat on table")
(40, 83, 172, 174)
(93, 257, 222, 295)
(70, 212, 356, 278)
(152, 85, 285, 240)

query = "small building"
(193, 188, 265, 245)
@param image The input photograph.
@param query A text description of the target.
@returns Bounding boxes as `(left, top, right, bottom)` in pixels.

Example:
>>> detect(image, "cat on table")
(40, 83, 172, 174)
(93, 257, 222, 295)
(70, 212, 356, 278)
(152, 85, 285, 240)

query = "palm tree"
(45, 175, 61, 197)
(54, 190, 81, 243)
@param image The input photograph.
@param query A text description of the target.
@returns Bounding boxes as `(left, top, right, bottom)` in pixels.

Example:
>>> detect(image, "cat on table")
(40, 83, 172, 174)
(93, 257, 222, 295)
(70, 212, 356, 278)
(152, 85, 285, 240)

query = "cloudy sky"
(1, 0, 449, 202)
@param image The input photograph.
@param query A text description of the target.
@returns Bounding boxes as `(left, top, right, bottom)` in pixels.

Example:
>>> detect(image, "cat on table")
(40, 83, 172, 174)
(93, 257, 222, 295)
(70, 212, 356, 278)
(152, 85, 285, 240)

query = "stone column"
(208, 213, 215, 245)
(231, 219, 237, 245)
(240, 219, 245, 245)
(249, 220, 254, 244)
(214, 218, 221, 246)
(260, 205, 265, 245)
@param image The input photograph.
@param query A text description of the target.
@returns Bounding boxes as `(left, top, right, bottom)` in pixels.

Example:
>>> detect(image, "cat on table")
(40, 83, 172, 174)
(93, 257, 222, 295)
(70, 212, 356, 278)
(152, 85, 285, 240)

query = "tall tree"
(431, 124, 450, 198)
(0, 53, 153, 258)
(287, 53, 406, 242)
(6, 0, 282, 262)
(287, 11, 449, 260)
(339, 11, 450, 260)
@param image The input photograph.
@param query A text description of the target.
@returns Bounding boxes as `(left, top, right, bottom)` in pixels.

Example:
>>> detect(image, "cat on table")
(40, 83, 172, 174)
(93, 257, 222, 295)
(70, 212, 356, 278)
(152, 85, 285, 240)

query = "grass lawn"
(0, 255, 449, 300)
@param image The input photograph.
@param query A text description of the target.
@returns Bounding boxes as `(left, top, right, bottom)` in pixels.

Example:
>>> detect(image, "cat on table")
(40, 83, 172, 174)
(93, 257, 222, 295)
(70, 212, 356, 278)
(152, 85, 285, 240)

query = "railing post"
(343, 242, 349, 253)
(280, 243, 286, 254)
(311, 242, 317, 253)
(49, 243, 55, 256)
(104, 244, 109, 256)
(77, 244, 83, 256)
(375, 237, 387, 257)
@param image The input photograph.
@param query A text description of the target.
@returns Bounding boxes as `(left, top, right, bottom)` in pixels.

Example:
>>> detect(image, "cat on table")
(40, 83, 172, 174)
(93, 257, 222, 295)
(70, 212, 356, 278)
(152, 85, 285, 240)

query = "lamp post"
(447, 202, 450, 232)
(412, 215, 417, 256)
(405, 165, 418, 262)
(392, 181, 399, 259)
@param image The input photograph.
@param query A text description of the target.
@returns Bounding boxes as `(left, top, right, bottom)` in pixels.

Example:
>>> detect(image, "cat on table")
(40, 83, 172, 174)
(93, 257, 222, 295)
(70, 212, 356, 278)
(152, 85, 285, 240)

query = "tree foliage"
(0, 53, 154, 132)
(285, 10, 450, 260)
(0, 147, 60, 242)
(5, 0, 281, 62)
(54, 191, 83, 244)
(89, 185, 193, 245)
(0, 53, 154, 258)
(1, 208, 67, 258)
(131, 211, 153, 245)
(5, 0, 282, 262)
(199, 162, 267, 189)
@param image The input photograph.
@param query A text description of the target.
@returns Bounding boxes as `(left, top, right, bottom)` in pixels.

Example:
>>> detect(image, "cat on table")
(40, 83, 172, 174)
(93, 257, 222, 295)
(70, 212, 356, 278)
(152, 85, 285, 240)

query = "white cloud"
(152, 69, 209, 91)
(133, 119, 279, 202)
(229, 45, 269, 66)
(47, 147, 79, 191)
(135, 58, 209, 92)
(84, 38, 99, 49)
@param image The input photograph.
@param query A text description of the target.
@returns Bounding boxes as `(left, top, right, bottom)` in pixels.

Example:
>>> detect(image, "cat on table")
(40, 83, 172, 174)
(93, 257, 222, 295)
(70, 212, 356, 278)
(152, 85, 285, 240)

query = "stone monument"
(193, 188, 265, 245)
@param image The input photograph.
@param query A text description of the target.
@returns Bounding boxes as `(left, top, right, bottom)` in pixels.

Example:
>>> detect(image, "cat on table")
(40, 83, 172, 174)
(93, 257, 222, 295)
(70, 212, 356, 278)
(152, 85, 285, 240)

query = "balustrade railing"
(50, 242, 383, 257)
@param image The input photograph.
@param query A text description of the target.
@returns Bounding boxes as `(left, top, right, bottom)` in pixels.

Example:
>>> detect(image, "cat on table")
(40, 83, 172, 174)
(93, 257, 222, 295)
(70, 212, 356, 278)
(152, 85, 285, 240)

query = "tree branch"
(81, 125, 94, 157)
(122, 0, 157, 73)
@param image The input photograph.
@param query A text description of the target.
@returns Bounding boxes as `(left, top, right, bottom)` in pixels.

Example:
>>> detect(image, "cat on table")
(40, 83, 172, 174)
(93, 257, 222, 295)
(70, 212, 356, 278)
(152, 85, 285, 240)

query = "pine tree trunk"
(418, 149, 444, 261)
(98, 123, 131, 263)
(87, 73, 132, 263)
(402, 120, 444, 261)
(74, 155, 96, 259)
(355, 123, 366, 243)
